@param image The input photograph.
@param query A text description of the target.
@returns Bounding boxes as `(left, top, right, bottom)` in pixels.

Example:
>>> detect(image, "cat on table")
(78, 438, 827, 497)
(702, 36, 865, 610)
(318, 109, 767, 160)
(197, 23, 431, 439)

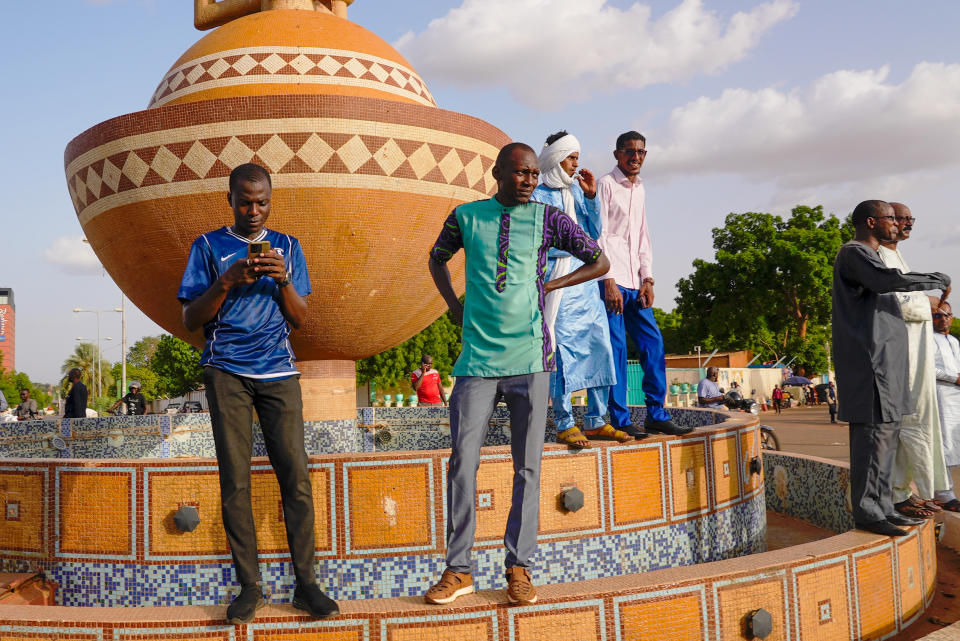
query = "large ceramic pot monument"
(64, 0, 510, 419)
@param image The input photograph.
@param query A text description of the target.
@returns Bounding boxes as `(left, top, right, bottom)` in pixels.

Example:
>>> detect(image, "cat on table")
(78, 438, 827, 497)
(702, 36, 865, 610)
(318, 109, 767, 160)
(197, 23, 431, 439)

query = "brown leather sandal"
(557, 426, 591, 450)
(895, 499, 935, 519)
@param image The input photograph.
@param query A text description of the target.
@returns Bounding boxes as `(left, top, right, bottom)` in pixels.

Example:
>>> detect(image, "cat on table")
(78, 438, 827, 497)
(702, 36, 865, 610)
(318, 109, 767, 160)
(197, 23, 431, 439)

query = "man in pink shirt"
(597, 131, 691, 437)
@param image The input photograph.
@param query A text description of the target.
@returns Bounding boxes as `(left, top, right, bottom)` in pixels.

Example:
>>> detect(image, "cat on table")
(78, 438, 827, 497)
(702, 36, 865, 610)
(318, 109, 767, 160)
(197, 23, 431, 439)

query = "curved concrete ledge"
(0, 517, 936, 640)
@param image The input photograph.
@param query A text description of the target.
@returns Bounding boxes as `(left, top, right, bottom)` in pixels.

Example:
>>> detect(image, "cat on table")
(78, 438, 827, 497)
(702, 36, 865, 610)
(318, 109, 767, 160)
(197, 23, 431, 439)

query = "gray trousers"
(204, 367, 316, 587)
(849, 420, 901, 524)
(445, 372, 550, 573)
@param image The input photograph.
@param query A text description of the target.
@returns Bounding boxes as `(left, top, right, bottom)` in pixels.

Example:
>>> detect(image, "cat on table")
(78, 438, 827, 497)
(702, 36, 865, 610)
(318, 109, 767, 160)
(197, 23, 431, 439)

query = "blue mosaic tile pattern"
(763, 451, 854, 534)
(0, 408, 729, 459)
(42, 491, 764, 606)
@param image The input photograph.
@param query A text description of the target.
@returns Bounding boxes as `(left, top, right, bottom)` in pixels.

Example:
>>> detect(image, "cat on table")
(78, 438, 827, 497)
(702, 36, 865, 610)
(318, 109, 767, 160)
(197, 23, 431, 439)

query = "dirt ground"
(758, 404, 960, 638)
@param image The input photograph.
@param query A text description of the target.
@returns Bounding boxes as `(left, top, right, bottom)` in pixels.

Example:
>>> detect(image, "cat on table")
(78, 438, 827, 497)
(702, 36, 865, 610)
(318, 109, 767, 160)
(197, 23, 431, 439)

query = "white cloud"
(395, 0, 798, 108)
(42, 236, 104, 275)
(648, 62, 960, 188)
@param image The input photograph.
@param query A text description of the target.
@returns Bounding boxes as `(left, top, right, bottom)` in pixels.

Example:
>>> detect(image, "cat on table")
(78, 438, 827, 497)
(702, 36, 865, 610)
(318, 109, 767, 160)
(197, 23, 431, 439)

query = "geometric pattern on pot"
(150, 47, 436, 109)
(66, 101, 501, 226)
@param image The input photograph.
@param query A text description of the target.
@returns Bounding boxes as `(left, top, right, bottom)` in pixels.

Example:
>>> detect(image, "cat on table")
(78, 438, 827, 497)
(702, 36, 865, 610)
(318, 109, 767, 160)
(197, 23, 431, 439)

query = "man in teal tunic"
(425, 143, 610, 606)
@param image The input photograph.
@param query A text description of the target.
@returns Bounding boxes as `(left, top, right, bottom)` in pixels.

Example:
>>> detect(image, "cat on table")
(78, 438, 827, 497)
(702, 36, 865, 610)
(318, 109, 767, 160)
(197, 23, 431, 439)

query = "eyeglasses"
(895, 216, 917, 224)
(869, 215, 896, 221)
(617, 148, 647, 157)
(933, 312, 953, 319)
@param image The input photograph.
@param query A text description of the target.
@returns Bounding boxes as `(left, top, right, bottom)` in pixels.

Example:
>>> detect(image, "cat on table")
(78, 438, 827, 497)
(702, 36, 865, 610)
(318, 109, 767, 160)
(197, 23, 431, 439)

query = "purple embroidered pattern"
(495, 212, 510, 293)
(538, 205, 603, 370)
(430, 211, 463, 264)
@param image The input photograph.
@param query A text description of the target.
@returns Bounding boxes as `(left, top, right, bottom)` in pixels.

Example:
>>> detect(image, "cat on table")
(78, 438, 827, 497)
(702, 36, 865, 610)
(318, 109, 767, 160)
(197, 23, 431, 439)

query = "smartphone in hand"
(248, 240, 270, 257)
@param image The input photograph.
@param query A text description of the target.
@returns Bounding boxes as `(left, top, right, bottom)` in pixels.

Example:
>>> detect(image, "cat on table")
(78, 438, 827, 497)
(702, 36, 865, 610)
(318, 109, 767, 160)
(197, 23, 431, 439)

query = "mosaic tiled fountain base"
(0, 407, 761, 607)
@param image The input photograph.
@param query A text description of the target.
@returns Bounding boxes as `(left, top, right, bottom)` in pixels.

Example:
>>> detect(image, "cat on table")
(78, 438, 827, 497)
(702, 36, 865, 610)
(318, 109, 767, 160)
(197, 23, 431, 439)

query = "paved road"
(753, 404, 850, 462)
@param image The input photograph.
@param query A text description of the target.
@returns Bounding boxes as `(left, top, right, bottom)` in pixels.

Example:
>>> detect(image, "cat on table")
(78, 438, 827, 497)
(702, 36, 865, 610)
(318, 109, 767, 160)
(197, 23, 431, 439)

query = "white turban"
(538, 133, 581, 342)
(538, 134, 581, 192)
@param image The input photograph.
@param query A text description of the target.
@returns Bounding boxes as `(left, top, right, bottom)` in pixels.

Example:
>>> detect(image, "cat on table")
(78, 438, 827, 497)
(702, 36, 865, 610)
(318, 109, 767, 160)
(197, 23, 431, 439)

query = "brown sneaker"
(424, 569, 474, 605)
(506, 566, 537, 604)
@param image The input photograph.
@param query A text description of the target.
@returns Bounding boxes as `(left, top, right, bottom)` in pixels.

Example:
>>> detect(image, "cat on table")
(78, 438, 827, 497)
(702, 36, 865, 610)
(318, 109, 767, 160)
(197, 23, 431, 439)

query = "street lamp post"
(74, 306, 123, 399)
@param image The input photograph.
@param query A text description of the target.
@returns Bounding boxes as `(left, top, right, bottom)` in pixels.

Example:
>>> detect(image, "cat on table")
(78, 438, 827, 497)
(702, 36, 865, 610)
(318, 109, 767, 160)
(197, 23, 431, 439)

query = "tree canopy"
(150, 334, 204, 398)
(0, 368, 51, 410)
(674, 205, 852, 374)
(356, 309, 461, 393)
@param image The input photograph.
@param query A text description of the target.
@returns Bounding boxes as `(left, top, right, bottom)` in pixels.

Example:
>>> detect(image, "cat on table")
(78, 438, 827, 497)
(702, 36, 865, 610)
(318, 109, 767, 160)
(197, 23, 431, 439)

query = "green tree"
(674, 205, 852, 374)
(0, 368, 51, 410)
(357, 309, 461, 394)
(109, 362, 158, 400)
(151, 334, 204, 398)
(128, 335, 161, 368)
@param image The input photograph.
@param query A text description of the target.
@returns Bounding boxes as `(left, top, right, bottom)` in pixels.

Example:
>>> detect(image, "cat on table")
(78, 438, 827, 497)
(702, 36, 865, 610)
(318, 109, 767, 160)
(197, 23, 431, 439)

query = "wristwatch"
(278, 276, 291, 288)
(642, 277, 655, 286)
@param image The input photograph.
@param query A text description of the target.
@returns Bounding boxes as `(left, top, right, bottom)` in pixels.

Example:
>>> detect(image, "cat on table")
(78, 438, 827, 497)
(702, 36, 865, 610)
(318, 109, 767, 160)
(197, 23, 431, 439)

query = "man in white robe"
(931, 299, 960, 511)
(877, 203, 949, 517)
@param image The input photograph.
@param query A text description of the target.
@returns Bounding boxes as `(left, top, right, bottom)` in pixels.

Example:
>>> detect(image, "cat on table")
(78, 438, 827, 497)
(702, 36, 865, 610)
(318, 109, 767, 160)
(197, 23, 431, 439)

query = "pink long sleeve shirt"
(597, 166, 653, 289)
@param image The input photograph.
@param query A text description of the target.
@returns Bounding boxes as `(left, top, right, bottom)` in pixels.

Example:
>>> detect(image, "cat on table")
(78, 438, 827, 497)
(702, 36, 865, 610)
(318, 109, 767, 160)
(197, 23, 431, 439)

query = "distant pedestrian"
(15, 389, 39, 421)
(931, 299, 960, 512)
(772, 385, 783, 414)
(827, 382, 838, 423)
(411, 355, 445, 406)
(108, 381, 147, 415)
(64, 368, 88, 419)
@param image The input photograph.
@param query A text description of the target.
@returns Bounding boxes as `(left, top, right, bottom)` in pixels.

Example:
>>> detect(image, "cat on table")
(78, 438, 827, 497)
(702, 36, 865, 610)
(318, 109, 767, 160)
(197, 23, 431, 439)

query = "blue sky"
(5, 0, 960, 384)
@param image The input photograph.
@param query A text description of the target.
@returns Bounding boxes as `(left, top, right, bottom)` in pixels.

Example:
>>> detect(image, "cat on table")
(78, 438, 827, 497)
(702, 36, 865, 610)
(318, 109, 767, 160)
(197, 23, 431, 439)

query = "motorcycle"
(723, 390, 780, 450)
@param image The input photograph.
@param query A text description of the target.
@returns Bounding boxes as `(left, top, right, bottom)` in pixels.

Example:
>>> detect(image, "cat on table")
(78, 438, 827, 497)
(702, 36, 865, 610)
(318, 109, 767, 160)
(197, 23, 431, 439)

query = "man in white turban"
(532, 131, 624, 449)
(878, 203, 950, 519)
(931, 298, 960, 512)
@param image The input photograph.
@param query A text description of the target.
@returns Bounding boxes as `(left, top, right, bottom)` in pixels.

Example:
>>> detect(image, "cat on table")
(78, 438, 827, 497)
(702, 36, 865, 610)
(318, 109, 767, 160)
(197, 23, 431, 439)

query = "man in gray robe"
(832, 199, 950, 536)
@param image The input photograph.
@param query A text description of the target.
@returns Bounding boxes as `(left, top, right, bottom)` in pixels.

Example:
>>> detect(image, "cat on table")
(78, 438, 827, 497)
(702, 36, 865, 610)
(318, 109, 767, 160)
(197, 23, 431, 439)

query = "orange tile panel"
(669, 442, 709, 517)
(741, 430, 762, 494)
(251, 468, 332, 552)
(896, 535, 923, 623)
(716, 578, 787, 640)
(538, 454, 601, 535)
(59, 471, 131, 555)
(0, 470, 45, 554)
(711, 435, 740, 506)
(148, 470, 227, 555)
(252, 627, 363, 641)
(920, 521, 937, 597)
(795, 562, 851, 641)
(347, 463, 431, 550)
(388, 620, 490, 641)
(609, 447, 664, 526)
(513, 608, 601, 641)
(619, 593, 705, 640)
(474, 458, 514, 542)
(855, 549, 896, 639)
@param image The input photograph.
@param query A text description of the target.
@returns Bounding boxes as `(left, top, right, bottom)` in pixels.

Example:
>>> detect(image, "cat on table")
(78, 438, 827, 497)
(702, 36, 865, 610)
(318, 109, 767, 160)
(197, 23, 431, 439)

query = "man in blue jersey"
(178, 163, 337, 624)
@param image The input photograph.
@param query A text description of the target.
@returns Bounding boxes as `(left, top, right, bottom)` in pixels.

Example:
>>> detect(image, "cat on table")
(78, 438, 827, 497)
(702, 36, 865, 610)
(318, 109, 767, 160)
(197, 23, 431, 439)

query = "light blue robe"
(532, 183, 617, 399)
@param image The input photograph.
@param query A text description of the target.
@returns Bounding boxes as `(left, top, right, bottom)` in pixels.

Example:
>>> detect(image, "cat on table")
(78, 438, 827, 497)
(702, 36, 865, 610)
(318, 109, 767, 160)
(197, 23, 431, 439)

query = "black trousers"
(849, 419, 900, 524)
(204, 367, 315, 586)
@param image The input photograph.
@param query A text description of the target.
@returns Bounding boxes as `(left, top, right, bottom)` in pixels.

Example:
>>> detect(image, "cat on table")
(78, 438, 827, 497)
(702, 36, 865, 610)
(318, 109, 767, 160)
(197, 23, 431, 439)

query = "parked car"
(164, 402, 181, 415)
(180, 401, 204, 414)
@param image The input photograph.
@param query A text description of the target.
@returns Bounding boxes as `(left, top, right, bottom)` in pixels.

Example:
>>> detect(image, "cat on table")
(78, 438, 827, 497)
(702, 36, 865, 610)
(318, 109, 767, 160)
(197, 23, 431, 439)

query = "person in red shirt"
(411, 354, 446, 405)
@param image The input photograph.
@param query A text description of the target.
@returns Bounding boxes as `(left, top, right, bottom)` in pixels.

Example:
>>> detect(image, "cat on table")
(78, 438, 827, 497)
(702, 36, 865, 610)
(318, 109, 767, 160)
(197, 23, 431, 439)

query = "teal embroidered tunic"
(430, 197, 602, 377)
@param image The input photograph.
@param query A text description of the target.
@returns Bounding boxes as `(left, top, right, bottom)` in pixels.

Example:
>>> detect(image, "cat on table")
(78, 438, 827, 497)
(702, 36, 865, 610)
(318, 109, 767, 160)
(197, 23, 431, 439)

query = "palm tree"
(61, 343, 113, 398)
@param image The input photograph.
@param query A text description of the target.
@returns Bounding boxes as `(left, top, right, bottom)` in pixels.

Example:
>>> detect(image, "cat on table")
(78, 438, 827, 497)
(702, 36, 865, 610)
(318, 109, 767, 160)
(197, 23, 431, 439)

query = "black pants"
(849, 420, 900, 524)
(204, 367, 315, 586)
